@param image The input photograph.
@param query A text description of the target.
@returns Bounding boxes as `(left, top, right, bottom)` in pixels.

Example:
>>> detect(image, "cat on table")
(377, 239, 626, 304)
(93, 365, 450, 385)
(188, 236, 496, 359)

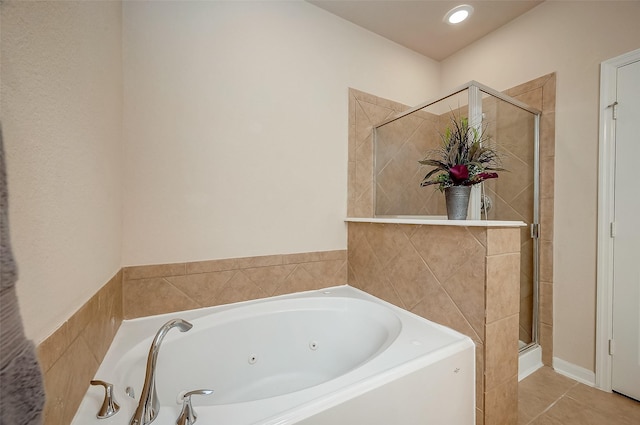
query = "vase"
(445, 186, 471, 220)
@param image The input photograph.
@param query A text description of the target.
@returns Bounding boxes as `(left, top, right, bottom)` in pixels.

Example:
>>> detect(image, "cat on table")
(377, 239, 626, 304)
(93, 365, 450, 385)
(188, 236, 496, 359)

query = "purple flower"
(477, 172, 498, 181)
(449, 164, 469, 184)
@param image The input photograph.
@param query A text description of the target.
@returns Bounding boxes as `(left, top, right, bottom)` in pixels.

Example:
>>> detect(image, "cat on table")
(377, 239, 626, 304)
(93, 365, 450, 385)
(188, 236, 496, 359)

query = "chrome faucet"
(130, 319, 193, 425)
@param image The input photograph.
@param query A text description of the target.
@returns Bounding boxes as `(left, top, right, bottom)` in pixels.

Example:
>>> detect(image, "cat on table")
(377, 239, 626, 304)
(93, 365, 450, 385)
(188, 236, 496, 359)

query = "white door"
(611, 58, 640, 401)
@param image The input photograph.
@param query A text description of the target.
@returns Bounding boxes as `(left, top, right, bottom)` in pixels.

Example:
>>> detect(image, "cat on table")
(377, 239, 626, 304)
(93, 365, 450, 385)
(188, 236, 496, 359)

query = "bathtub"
(72, 285, 475, 425)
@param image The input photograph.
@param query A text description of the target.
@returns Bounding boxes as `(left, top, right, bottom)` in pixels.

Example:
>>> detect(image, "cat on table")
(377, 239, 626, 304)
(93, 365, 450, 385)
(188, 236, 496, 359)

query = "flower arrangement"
(419, 114, 504, 191)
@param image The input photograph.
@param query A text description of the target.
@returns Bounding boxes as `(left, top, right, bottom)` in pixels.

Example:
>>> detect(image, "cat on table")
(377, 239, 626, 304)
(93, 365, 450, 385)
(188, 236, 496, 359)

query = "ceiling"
(308, 0, 544, 61)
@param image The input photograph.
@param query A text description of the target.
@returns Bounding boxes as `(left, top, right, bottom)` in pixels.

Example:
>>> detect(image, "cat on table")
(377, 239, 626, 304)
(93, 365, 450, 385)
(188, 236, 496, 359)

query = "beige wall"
(121, 0, 441, 266)
(0, 1, 123, 343)
(440, 1, 640, 372)
(1, 0, 440, 345)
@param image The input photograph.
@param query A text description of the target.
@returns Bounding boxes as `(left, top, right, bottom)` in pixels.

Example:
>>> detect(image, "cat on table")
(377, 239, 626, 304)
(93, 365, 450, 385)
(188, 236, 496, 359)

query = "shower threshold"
(519, 344, 543, 381)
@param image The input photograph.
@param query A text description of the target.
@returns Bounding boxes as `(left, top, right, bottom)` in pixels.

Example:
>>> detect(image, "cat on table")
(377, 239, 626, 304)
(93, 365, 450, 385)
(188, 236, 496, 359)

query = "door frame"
(595, 47, 640, 391)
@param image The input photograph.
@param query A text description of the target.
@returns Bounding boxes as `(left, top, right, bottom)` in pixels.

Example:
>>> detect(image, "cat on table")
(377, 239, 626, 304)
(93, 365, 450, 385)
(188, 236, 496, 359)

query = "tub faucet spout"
(130, 319, 193, 425)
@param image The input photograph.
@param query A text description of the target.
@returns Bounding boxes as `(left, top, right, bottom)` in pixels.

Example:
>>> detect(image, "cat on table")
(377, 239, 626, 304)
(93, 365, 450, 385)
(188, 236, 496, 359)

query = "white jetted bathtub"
(72, 285, 475, 425)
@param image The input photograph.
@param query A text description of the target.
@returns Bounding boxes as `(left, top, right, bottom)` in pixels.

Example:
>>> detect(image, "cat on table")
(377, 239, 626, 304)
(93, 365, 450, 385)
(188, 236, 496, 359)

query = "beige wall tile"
(283, 250, 346, 264)
(519, 293, 533, 343)
(234, 254, 284, 269)
(38, 272, 123, 425)
(542, 75, 557, 113)
(511, 184, 535, 223)
(486, 253, 520, 323)
(274, 265, 324, 295)
(351, 271, 404, 308)
(123, 262, 186, 280)
(485, 314, 519, 391)
(354, 105, 373, 148)
(411, 289, 483, 343)
(216, 271, 269, 304)
(539, 155, 555, 201)
(540, 282, 553, 326)
(476, 408, 484, 425)
(353, 186, 374, 217)
(442, 252, 486, 337)
(355, 138, 374, 198)
(540, 112, 556, 159)
(38, 271, 122, 374)
(485, 229, 521, 259)
(242, 264, 298, 296)
(166, 270, 236, 307)
(348, 222, 490, 344)
(81, 273, 123, 363)
(123, 277, 199, 319)
(476, 342, 485, 413)
(484, 375, 518, 425)
(539, 196, 554, 242)
(539, 240, 554, 283)
(351, 88, 379, 106)
(468, 227, 488, 248)
(347, 161, 357, 217)
(494, 154, 534, 206)
(504, 73, 553, 99)
(387, 239, 440, 310)
(37, 322, 71, 374)
(410, 225, 484, 284)
(513, 87, 544, 111)
(300, 259, 348, 287)
(122, 251, 349, 319)
(520, 240, 534, 282)
(42, 336, 99, 425)
(540, 323, 554, 366)
(185, 257, 240, 274)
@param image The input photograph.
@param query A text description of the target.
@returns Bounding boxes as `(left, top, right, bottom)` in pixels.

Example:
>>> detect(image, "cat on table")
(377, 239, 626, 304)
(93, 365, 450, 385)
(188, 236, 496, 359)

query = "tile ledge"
(345, 217, 526, 228)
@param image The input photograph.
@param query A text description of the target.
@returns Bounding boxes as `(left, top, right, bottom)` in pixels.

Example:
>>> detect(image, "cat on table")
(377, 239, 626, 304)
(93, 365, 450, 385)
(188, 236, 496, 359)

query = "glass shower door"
(480, 92, 539, 348)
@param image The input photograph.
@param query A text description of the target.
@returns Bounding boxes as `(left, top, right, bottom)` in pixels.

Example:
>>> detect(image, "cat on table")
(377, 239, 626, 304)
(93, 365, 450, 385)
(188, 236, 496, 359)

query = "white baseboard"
(519, 344, 543, 381)
(553, 357, 596, 386)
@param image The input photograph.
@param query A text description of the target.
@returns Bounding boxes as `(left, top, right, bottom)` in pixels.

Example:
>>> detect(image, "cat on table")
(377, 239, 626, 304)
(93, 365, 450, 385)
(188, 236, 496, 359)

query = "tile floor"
(518, 367, 640, 425)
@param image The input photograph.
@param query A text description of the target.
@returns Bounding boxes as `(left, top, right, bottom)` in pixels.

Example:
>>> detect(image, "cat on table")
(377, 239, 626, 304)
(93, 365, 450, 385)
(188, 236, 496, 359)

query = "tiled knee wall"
(36, 272, 123, 425)
(347, 223, 521, 425)
(121, 250, 348, 318)
(36, 250, 347, 425)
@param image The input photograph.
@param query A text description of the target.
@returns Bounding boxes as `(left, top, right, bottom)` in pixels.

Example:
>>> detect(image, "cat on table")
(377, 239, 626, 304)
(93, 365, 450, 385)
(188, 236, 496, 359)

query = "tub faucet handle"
(90, 380, 120, 419)
(176, 389, 213, 425)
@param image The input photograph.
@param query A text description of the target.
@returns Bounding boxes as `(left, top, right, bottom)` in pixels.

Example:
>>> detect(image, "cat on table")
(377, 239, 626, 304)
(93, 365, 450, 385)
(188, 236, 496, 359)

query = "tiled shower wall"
(503, 74, 556, 364)
(349, 73, 556, 363)
(373, 108, 447, 216)
(482, 96, 537, 344)
(35, 250, 347, 425)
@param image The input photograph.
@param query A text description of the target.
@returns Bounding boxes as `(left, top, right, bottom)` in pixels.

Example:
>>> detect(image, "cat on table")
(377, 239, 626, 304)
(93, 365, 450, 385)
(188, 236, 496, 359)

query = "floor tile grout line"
(523, 380, 580, 424)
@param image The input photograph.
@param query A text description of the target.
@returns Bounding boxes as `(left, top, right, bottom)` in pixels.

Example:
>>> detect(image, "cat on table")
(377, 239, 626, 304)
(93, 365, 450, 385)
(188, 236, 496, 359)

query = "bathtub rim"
(74, 285, 475, 425)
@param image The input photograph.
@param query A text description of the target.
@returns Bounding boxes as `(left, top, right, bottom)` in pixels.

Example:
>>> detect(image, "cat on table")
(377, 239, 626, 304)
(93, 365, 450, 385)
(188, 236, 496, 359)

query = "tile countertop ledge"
(345, 217, 527, 227)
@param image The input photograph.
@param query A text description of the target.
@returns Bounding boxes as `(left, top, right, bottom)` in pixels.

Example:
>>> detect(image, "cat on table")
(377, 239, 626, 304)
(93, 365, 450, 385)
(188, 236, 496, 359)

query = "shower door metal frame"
(373, 81, 542, 351)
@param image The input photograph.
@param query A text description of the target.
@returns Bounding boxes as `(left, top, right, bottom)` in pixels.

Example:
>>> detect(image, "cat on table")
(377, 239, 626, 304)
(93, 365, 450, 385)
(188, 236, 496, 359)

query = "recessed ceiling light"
(444, 4, 474, 25)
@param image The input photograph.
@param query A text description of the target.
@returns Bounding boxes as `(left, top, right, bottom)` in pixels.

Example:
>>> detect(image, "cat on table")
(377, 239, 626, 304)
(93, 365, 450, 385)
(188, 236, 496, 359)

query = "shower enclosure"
(372, 81, 541, 351)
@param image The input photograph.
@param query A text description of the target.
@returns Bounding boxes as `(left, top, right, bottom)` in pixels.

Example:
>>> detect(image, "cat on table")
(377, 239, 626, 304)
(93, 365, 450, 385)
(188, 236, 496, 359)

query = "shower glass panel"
(480, 90, 538, 347)
(374, 90, 469, 217)
(373, 82, 540, 351)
